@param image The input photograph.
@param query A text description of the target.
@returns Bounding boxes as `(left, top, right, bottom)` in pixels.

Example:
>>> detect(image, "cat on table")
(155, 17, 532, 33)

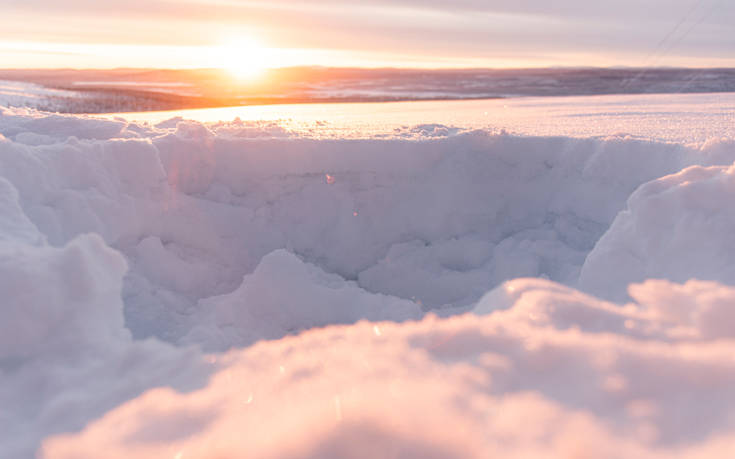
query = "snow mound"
(41, 279, 735, 458)
(0, 223, 207, 458)
(581, 163, 735, 302)
(183, 249, 423, 350)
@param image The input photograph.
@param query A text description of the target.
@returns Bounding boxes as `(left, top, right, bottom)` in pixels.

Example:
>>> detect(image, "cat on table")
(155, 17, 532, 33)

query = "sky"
(1, 0, 734, 69)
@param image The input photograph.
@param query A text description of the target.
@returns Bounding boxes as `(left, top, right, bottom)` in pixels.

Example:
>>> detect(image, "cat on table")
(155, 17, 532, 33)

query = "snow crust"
(1, 106, 735, 457)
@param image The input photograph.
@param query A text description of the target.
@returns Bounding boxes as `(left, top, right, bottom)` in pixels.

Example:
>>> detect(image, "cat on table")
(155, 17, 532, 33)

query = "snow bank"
(581, 163, 735, 302)
(40, 279, 735, 458)
(0, 181, 208, 458)
(4, 108, 734, 347)
(2, 107, 735, 457)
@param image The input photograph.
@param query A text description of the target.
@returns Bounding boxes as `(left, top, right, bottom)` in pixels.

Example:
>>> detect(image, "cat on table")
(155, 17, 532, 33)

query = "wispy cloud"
(2, 0, 733, 68)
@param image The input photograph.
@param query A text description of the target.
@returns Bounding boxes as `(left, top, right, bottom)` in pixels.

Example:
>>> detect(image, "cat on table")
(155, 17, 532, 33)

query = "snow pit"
(1, 106, 735, 457)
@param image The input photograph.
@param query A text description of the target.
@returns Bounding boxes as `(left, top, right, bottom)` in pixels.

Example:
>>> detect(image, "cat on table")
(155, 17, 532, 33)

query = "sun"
(215, 37, 268, 81)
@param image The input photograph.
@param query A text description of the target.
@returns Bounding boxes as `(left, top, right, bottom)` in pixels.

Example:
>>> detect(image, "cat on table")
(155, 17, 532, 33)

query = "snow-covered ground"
(0, 80, 87, 112)
(1, 95, 735, 458)
(109, 91, 735, 144)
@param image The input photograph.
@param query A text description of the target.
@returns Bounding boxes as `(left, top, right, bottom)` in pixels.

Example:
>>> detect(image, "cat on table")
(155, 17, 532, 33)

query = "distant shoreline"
(2, 67, 735, 114)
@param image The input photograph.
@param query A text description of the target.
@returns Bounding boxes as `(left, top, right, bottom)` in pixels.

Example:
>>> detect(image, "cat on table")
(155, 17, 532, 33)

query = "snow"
(1, 98, 735, 457)
(0, 230, 206, 458)
(109, 92, 735, 144)
(581, 162, 735, 302)
(40, 280, 735, 458)
(181, 249, 423, 349)
(0, 80, 86, 112)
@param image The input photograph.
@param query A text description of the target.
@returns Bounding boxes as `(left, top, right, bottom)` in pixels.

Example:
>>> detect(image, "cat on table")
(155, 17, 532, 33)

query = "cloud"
(2, 0, 734, 67)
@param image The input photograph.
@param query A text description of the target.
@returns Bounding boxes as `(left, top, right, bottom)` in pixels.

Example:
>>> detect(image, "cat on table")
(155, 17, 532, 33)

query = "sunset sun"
(215, 37, 268, 80)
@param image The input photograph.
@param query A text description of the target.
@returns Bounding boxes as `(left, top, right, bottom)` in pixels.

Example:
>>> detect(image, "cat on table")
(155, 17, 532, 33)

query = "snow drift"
(1, 106, 735, 457)
(581, 161, 735, 302)
(39, 279, 735, 458)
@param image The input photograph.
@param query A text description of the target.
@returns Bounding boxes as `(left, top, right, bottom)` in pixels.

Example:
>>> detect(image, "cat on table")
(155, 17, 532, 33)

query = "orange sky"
(2, 0, 734, 69)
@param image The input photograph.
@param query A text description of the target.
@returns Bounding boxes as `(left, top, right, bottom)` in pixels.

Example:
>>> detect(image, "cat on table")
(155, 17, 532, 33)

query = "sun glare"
(216, 37, 268, 81)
